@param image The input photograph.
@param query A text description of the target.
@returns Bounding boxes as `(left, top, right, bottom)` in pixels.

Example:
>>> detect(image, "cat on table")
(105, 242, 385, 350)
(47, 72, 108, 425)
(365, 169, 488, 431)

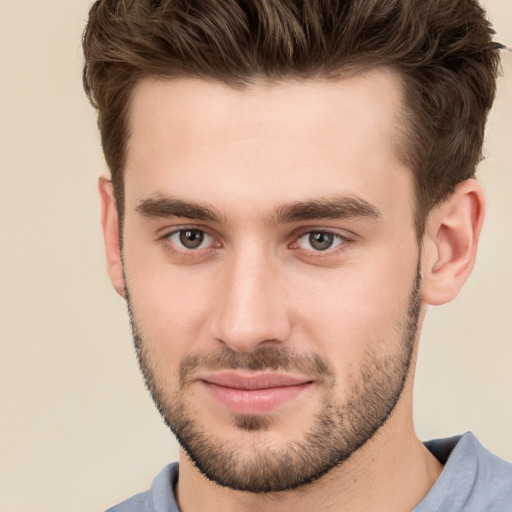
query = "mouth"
(199, 372, 314, 414)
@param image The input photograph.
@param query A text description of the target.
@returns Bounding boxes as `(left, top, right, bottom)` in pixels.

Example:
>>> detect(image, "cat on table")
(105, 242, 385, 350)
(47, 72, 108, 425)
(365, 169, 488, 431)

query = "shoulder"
(418, 432, 512, 512)
(105, 490, 150, 512)
(104, 462, 180, 512)
(468, 433, 512, 498)
(430, 432, 512, 484)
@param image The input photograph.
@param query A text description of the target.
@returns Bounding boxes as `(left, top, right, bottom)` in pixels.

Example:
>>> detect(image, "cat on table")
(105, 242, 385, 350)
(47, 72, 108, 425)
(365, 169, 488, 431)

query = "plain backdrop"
(0, 1, 510, 511)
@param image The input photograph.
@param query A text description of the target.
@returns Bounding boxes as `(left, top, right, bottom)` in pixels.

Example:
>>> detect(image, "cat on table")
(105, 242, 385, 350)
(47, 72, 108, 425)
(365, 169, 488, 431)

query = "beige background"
(0, 1, 510, 511)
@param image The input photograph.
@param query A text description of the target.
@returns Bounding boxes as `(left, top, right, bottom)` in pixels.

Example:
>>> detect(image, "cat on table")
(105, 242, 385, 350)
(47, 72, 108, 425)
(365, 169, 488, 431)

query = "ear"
(98, 176, 126, 298)
(421, 179, 485, 306)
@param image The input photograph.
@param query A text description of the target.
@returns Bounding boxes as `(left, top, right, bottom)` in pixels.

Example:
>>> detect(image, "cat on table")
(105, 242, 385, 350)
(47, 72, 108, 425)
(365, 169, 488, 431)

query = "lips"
(199, 372, 313, 414)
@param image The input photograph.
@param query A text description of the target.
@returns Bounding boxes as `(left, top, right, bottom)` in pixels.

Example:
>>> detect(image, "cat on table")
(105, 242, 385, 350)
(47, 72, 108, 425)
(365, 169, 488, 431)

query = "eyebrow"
(270, 195, 382, 224)
(135, 194, 381, 224)
(136, 196, 225, 223)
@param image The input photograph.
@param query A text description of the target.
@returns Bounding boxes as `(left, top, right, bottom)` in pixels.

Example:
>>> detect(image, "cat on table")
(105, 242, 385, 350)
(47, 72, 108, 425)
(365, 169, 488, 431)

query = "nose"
(209, 246, 292, 352)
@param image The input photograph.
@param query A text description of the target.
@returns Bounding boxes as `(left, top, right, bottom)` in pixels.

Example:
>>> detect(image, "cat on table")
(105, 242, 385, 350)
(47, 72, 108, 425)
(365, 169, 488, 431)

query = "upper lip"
(200, 372, 312, 390)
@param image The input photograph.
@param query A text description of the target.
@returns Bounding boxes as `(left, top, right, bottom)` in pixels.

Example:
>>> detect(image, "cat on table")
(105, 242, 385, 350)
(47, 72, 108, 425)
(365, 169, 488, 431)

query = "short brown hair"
(83, 0, 502, 234)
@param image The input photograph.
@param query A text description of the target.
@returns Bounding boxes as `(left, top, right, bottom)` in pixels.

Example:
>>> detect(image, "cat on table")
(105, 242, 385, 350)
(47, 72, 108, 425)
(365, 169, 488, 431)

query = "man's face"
(120, 70, 422, 492)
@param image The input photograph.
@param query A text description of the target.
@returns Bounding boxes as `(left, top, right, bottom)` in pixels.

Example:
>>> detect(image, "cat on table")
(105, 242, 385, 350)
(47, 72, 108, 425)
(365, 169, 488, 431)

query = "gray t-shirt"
(106, 432, 512, 511)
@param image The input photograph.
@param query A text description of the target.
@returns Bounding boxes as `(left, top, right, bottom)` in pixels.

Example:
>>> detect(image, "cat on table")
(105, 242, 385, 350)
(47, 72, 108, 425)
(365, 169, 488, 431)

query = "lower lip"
(202, 381, 312, 414)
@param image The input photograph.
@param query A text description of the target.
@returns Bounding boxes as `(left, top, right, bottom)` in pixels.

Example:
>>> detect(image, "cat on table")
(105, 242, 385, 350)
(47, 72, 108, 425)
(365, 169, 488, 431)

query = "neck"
(175, 396, 443, 512)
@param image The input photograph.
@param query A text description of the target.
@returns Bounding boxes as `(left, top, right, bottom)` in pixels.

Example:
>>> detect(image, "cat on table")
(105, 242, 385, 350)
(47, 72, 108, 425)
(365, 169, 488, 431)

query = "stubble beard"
(126, 265, 422, 493)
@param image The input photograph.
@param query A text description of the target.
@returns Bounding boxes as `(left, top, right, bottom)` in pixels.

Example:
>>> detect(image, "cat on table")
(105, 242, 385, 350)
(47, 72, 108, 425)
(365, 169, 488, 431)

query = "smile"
(199, 372, 314, 414)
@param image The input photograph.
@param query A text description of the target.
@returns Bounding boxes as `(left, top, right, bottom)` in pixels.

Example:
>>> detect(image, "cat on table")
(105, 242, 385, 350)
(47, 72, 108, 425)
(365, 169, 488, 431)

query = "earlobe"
(98, 177, 126, 298)
(421, 179, 485, 306)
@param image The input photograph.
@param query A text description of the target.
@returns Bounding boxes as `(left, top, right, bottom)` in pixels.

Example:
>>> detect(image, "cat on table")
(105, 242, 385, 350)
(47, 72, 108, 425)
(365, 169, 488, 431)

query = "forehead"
(124, 70, 412, 219)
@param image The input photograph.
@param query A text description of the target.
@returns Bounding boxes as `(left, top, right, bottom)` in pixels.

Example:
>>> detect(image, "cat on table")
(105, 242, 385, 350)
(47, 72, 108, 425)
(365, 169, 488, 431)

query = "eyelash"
(159, 227, 352, 260)
(291, 229, 351, 257)
(160, 227, 220, 260)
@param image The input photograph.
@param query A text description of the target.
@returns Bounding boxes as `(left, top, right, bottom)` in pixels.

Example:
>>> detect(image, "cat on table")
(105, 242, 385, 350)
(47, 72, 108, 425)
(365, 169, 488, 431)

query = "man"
(83, 0, 511, 510)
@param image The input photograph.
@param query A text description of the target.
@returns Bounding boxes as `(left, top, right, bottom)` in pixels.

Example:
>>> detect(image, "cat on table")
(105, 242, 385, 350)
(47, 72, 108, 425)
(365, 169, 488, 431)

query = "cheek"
(123, 247, 217, 365)
(291, 247, 418, 375)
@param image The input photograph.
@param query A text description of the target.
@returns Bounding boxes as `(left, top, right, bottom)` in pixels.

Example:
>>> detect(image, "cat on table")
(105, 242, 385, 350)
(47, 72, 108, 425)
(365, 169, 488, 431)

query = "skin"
(99, 69, 485, 511)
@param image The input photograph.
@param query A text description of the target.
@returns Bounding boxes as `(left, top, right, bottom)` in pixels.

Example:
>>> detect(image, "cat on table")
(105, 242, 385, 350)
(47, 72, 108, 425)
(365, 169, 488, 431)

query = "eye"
(296, 231, 345, 251)
(167, 229, 213, 250)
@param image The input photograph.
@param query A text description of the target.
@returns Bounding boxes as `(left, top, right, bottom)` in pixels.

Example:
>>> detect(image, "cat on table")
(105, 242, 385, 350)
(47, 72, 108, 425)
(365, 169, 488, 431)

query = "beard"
(126, 263, 422, 493)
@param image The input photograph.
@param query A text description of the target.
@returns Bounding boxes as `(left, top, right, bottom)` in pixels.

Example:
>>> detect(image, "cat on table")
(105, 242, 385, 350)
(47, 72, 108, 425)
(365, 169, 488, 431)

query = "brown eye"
(164, 228, 218, 257)
(309, 232, 334, 250)
(297, 231, 344, 252)
(178, 229, 205, 249)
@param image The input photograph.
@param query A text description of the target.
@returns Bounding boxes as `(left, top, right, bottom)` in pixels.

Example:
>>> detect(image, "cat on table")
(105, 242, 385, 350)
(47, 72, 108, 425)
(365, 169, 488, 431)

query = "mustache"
(179, 346, 335, 388)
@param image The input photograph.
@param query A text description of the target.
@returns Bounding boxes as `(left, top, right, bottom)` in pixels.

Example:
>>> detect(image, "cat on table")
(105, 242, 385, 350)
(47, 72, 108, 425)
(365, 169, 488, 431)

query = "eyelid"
(170, 229, 213, 249)
(289, 227, 354, 255)
(157, 225, 354, 259)
(291, 226, 354, 242)
(159, 225, 222, 253)
(159, 223, 218, 240)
